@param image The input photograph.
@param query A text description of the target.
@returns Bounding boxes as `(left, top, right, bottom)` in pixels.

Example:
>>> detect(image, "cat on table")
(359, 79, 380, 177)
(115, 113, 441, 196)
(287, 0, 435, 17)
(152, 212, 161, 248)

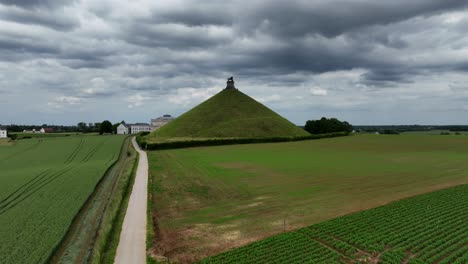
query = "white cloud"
(47, 96, 82, 108)
(168, 87, 218, 106)
(257, 94, 281, 103)
(309, 87, 328, 96)
(127, 93, 151, 108)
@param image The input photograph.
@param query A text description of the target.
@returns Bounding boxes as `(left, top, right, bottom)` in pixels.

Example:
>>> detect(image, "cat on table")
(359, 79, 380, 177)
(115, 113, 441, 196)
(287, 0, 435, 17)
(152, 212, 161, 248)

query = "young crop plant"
(0, 135, 125, 264)
(200, 185, 468, 263)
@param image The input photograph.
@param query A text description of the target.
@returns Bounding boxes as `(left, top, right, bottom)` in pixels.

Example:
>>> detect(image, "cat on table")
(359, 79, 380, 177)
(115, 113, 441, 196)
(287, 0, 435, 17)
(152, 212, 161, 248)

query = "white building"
(129, 123, 151, 134)
(0, 126, 7, 138)
(151, 114, 175, 131)
(116, 124, 129, 135)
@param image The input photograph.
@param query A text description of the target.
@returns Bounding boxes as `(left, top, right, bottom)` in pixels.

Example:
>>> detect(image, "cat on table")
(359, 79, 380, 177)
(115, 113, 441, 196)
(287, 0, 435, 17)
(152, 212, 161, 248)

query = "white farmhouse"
(116, 123, 129, 135)
(151, 114, 175, 131)
(0, 126, 7, 138)
(129, 123, 151, 134)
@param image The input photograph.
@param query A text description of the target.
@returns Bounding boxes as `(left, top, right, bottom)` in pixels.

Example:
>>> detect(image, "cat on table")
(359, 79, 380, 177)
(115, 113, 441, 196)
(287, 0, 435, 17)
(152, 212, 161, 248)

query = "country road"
(115, 137, 148, 264)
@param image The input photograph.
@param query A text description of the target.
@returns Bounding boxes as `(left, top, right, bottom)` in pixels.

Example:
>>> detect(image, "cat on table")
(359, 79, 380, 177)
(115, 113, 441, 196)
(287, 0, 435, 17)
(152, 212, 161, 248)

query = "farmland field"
(0, 135, 125, 263)
(202, 184, 468, 263)
(147, 134, 468, 262)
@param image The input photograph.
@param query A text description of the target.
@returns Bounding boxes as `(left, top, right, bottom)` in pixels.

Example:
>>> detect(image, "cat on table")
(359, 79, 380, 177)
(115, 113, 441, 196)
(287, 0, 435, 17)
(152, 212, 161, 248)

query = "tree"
(99, 120, 113, 135)
(77, 122, 87, 132)
(112, 123, 121, 134)
(304, 117, 352, 134)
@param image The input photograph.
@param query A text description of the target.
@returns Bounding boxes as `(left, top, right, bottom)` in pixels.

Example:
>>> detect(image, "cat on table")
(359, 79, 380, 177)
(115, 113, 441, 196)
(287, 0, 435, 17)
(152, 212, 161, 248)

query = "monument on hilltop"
(150, 76, 310, 138)
(225, 76, 236, 90)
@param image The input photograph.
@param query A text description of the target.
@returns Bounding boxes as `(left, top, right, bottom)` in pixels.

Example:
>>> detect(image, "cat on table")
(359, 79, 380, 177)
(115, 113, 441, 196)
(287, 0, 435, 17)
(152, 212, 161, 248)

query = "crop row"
(200, 184, 468, 263)
(0, 136, 125, 264)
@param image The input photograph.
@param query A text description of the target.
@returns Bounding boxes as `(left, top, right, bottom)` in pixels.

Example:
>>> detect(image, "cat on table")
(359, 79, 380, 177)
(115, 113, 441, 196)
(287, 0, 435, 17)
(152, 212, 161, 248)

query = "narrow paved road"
(115, 137, 148, 264)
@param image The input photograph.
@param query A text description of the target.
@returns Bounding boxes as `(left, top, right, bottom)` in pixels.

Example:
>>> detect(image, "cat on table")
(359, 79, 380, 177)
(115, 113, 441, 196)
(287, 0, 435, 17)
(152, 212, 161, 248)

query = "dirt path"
(115, 138, 148, 264)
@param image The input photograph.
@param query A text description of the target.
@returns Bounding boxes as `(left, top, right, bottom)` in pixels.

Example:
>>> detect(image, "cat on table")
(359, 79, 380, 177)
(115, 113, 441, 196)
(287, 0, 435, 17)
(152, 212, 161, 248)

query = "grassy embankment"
(148, 88, 309, 141)
(146, 134, 468, 263)
(0, 135, 125, 263)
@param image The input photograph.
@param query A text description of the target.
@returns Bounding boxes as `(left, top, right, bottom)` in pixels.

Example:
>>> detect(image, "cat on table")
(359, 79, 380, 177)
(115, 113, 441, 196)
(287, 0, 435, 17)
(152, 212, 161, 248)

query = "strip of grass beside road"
(50, 136, 138, 263)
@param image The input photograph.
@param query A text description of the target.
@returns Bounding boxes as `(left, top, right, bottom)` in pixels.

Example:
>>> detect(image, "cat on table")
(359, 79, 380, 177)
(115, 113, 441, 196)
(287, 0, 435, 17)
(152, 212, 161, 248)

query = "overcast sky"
(1, 0, 468, 126)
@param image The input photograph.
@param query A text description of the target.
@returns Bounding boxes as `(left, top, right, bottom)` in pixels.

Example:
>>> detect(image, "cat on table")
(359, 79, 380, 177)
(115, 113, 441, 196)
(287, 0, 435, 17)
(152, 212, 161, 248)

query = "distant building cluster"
(116, 114, 175, 135)
(22, 128, 54, 133)
(151, 114, 175, 130)
(0, 126, 6, 138)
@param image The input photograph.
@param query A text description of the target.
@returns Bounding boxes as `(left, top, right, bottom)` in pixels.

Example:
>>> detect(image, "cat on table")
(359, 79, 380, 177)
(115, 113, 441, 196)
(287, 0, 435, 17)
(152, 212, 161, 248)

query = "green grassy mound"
(151, 89, 310, 138)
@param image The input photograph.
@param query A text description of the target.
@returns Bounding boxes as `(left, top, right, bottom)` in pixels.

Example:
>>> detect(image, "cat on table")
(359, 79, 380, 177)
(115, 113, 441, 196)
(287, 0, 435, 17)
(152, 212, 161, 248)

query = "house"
(151, 114, 175, 131)
(117, 123, 129, 135)
(129, 123, 151, 134)
(0, 126, 7, 138)
(40, 128, 54, 133)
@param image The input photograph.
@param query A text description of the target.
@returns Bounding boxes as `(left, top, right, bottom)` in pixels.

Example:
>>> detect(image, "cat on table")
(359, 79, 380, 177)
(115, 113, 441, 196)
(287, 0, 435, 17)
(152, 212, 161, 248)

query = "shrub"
(138, 132, 350, 150)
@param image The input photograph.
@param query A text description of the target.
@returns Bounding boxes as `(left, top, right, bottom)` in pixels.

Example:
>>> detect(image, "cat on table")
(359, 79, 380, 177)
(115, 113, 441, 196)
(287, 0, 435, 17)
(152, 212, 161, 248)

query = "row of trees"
(78, 121, 127, 134)
(4, 120, 126, 135)
(304, 117, 352, 134)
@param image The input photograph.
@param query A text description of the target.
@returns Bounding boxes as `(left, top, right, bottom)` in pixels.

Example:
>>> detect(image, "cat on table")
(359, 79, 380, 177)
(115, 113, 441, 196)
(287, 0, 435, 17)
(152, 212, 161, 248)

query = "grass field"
(147, 134, 468, 262)
(11, 132, 87, 139)
(202, 184, 468, 263)
(0, 135, 125, 263)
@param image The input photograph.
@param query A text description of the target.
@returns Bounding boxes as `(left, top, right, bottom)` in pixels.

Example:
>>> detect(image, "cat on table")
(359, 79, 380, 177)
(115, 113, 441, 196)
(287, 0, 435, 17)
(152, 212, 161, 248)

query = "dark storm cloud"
(0, 34, 58, 54)
(2, 0, 468, 125)
(360, 67, 416, 87)
(104, 0, 468, 86)
(242, 0, 468, 38)
(0, 7, 79, 31)
(0, 0, 75, 9)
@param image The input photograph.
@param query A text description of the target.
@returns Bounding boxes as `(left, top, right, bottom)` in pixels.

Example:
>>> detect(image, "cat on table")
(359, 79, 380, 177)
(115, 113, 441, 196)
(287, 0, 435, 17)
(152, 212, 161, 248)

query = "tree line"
(4, 120, 126, 135)
(303, 117, 353, 134)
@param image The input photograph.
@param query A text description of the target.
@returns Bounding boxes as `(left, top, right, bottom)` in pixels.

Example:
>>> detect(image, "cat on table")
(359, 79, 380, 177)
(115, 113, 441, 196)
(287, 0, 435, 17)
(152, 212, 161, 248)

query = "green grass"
(147, 134, 468, 262)
(201, 184, 468, 263)
(150, 89, 310, 138)
(0, 135, 125, 264)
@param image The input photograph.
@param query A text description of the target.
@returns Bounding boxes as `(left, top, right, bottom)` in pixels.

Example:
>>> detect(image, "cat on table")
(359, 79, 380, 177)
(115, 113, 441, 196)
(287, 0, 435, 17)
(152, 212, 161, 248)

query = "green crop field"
(147, 134, 468, 262)
(11, 132, 88, 139)
(0, 135, 125, 263)
(201, 184, 468, 263)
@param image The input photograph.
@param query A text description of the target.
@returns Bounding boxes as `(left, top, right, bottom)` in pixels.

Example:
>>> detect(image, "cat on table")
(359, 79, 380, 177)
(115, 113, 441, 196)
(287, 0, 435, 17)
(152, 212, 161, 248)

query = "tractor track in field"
(0, 169, 52, 204)
(65, 138, 85, 164)
(81, 138, 109, 163)
(1, 138, 87, 209)
(0, 166, 75, 214)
